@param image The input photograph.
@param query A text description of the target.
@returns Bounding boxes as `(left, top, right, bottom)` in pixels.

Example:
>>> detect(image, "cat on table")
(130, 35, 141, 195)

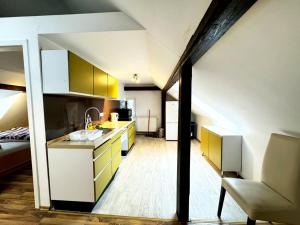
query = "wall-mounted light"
(131, 74, 140, 83)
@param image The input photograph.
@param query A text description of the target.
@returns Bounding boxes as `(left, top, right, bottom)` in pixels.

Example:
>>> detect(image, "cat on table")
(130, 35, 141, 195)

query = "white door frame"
(0, 39, 40, 208)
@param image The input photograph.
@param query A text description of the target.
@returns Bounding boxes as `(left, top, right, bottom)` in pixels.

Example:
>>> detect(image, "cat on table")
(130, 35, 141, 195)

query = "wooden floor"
(93, 136, 247, 222)
(0, 148, 272, 225)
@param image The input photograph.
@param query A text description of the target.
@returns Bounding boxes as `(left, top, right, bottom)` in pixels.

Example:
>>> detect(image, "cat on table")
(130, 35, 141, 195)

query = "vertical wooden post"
(176, 62, 192, 222)
(161, 90, 166, 136)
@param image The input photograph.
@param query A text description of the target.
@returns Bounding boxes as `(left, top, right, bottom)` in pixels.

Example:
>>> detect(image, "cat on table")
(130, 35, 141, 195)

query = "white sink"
(69, 130, 103, 141)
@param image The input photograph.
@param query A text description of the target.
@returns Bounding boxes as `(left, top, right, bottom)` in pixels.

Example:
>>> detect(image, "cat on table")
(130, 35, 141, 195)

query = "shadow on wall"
(281, 130, 300, 138)
(241, 138, 254, 179)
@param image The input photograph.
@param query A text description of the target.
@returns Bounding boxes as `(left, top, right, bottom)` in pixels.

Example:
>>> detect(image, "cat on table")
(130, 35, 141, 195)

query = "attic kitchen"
(42, 50, 136, 211)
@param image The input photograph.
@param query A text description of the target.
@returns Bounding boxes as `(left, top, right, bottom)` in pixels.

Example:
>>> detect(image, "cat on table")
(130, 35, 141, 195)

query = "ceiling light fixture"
(132, 74, 140, 83)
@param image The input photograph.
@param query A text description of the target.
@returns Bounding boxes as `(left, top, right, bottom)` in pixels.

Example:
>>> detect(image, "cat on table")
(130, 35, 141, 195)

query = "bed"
(0, 127, 31, 177)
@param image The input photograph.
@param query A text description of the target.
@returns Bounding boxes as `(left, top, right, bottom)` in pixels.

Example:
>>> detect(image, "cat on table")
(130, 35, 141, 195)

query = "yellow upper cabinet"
(68, 52, 94, 95)
(94, 67, 108, 96)
(41, 50, 119, 98)
(107, 75, 118, 99)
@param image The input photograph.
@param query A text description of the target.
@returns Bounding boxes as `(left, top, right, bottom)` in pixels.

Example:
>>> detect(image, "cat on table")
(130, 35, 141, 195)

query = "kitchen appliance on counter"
(117, 108, 132, 121)
(110, 113, 119, 122)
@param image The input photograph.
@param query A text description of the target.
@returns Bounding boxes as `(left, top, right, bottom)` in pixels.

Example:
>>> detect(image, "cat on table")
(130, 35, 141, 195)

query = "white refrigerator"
(165, 101, 178, 140)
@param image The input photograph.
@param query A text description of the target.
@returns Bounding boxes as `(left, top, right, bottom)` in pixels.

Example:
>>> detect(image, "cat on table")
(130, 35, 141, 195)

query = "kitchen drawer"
(112, 153, 121, 175)
(94, 162, 111, 200)
(111, 137, 121, 158)
(94, 146, 111, 178)
(94, 139, 112, 159)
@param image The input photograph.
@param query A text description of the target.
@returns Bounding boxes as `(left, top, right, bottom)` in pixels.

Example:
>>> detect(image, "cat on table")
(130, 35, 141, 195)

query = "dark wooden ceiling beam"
(0, 83, 26, 92)
(124, 85, 161, 91)
(163, 0, 257, 91)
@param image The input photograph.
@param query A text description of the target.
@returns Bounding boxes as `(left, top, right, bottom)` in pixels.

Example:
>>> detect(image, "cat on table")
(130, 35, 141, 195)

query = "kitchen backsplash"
(43, 94, 122, 141)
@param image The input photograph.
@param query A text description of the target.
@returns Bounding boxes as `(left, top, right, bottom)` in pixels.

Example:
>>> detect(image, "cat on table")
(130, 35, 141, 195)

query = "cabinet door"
(94, 67, 108, 96)
(208, 133, 222, 170)
(201, 127, 209, 156)
(111, 137, 122, 158)
(107, 75, 118, 98)
(68, 52, 93, 94)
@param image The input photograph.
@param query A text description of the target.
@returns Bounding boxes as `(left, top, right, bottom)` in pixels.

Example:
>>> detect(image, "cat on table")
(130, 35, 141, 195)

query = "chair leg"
(247, 217, 256, 225)
(217, 186, 226, 218)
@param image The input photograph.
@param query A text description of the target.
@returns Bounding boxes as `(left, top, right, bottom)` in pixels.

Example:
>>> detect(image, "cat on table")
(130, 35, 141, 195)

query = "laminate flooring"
(92, 136, 248, 223)
(0, 162, 274, 224)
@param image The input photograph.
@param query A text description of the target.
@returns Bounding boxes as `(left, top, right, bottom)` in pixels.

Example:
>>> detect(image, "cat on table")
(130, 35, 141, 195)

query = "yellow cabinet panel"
(111, 137, 122, 158)
(94, 147, 111, 178)
(208, 133, 222, 170)
(94, 67, 108, 96)
(94, 163, 112, 200)
(68, 52, 93, 94)
(112, 153, 121, 175)
(94, 139, 112, 159)
(201, 127, 209, 156)
(107, 75, 118, 98)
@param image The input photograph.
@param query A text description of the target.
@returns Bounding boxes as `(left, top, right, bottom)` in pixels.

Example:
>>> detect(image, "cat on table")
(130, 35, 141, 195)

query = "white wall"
(125, 90, 161, 128)
(192, 0, 300, 180)
(0, 91, 28, 131)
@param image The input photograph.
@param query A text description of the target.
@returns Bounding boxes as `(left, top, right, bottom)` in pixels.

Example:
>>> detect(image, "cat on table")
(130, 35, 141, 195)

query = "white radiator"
(135, 116, 157, 132)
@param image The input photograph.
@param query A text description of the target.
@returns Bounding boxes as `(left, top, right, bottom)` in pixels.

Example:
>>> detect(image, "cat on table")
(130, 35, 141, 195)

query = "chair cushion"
(222, 178, 299, 224)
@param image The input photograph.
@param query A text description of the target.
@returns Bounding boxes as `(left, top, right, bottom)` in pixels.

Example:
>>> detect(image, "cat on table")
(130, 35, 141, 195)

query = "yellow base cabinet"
(208, 132, 222, 170)
(94, 162, 112, 200)
(200, 126, 242, 173)
(128, 122, 136, 149)
(47, 131, 123, 211)
(200, 127, 209, 156)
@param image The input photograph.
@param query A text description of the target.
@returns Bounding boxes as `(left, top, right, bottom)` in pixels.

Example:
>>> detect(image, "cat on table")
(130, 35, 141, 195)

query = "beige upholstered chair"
(217, 133, 300, 225)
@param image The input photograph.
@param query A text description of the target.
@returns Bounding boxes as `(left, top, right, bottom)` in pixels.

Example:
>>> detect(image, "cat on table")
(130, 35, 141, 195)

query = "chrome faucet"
(84, 107, 102, 130)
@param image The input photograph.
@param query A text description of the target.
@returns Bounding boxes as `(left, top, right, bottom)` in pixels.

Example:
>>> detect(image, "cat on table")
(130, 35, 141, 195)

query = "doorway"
(0, 40, 40, 211)
(0, 45, 37, 212)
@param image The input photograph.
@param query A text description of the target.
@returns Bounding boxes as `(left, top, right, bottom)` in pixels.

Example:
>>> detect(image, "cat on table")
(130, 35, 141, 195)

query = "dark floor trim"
(124, 86, 161, 91)
(0, 83, 26, 92)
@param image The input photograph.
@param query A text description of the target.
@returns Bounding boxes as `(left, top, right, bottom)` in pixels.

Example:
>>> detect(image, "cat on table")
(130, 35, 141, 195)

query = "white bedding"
(0, 141, 30, 157)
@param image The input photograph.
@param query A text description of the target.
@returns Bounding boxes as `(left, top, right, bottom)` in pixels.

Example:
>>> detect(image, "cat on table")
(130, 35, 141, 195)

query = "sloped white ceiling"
(110, 0, 212, 87)
(44, 31, 153, 83)
(43, 0, 212, 86)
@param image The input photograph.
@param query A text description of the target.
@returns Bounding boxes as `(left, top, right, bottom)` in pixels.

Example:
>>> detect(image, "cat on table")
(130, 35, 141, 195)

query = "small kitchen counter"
(47, 120, 135, 149)
(47, 120, 136, 210)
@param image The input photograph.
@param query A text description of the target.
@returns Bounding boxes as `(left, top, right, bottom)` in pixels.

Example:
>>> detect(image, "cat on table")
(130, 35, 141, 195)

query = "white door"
(166, 122, 178, 141)
(166, 101, 178, 123)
